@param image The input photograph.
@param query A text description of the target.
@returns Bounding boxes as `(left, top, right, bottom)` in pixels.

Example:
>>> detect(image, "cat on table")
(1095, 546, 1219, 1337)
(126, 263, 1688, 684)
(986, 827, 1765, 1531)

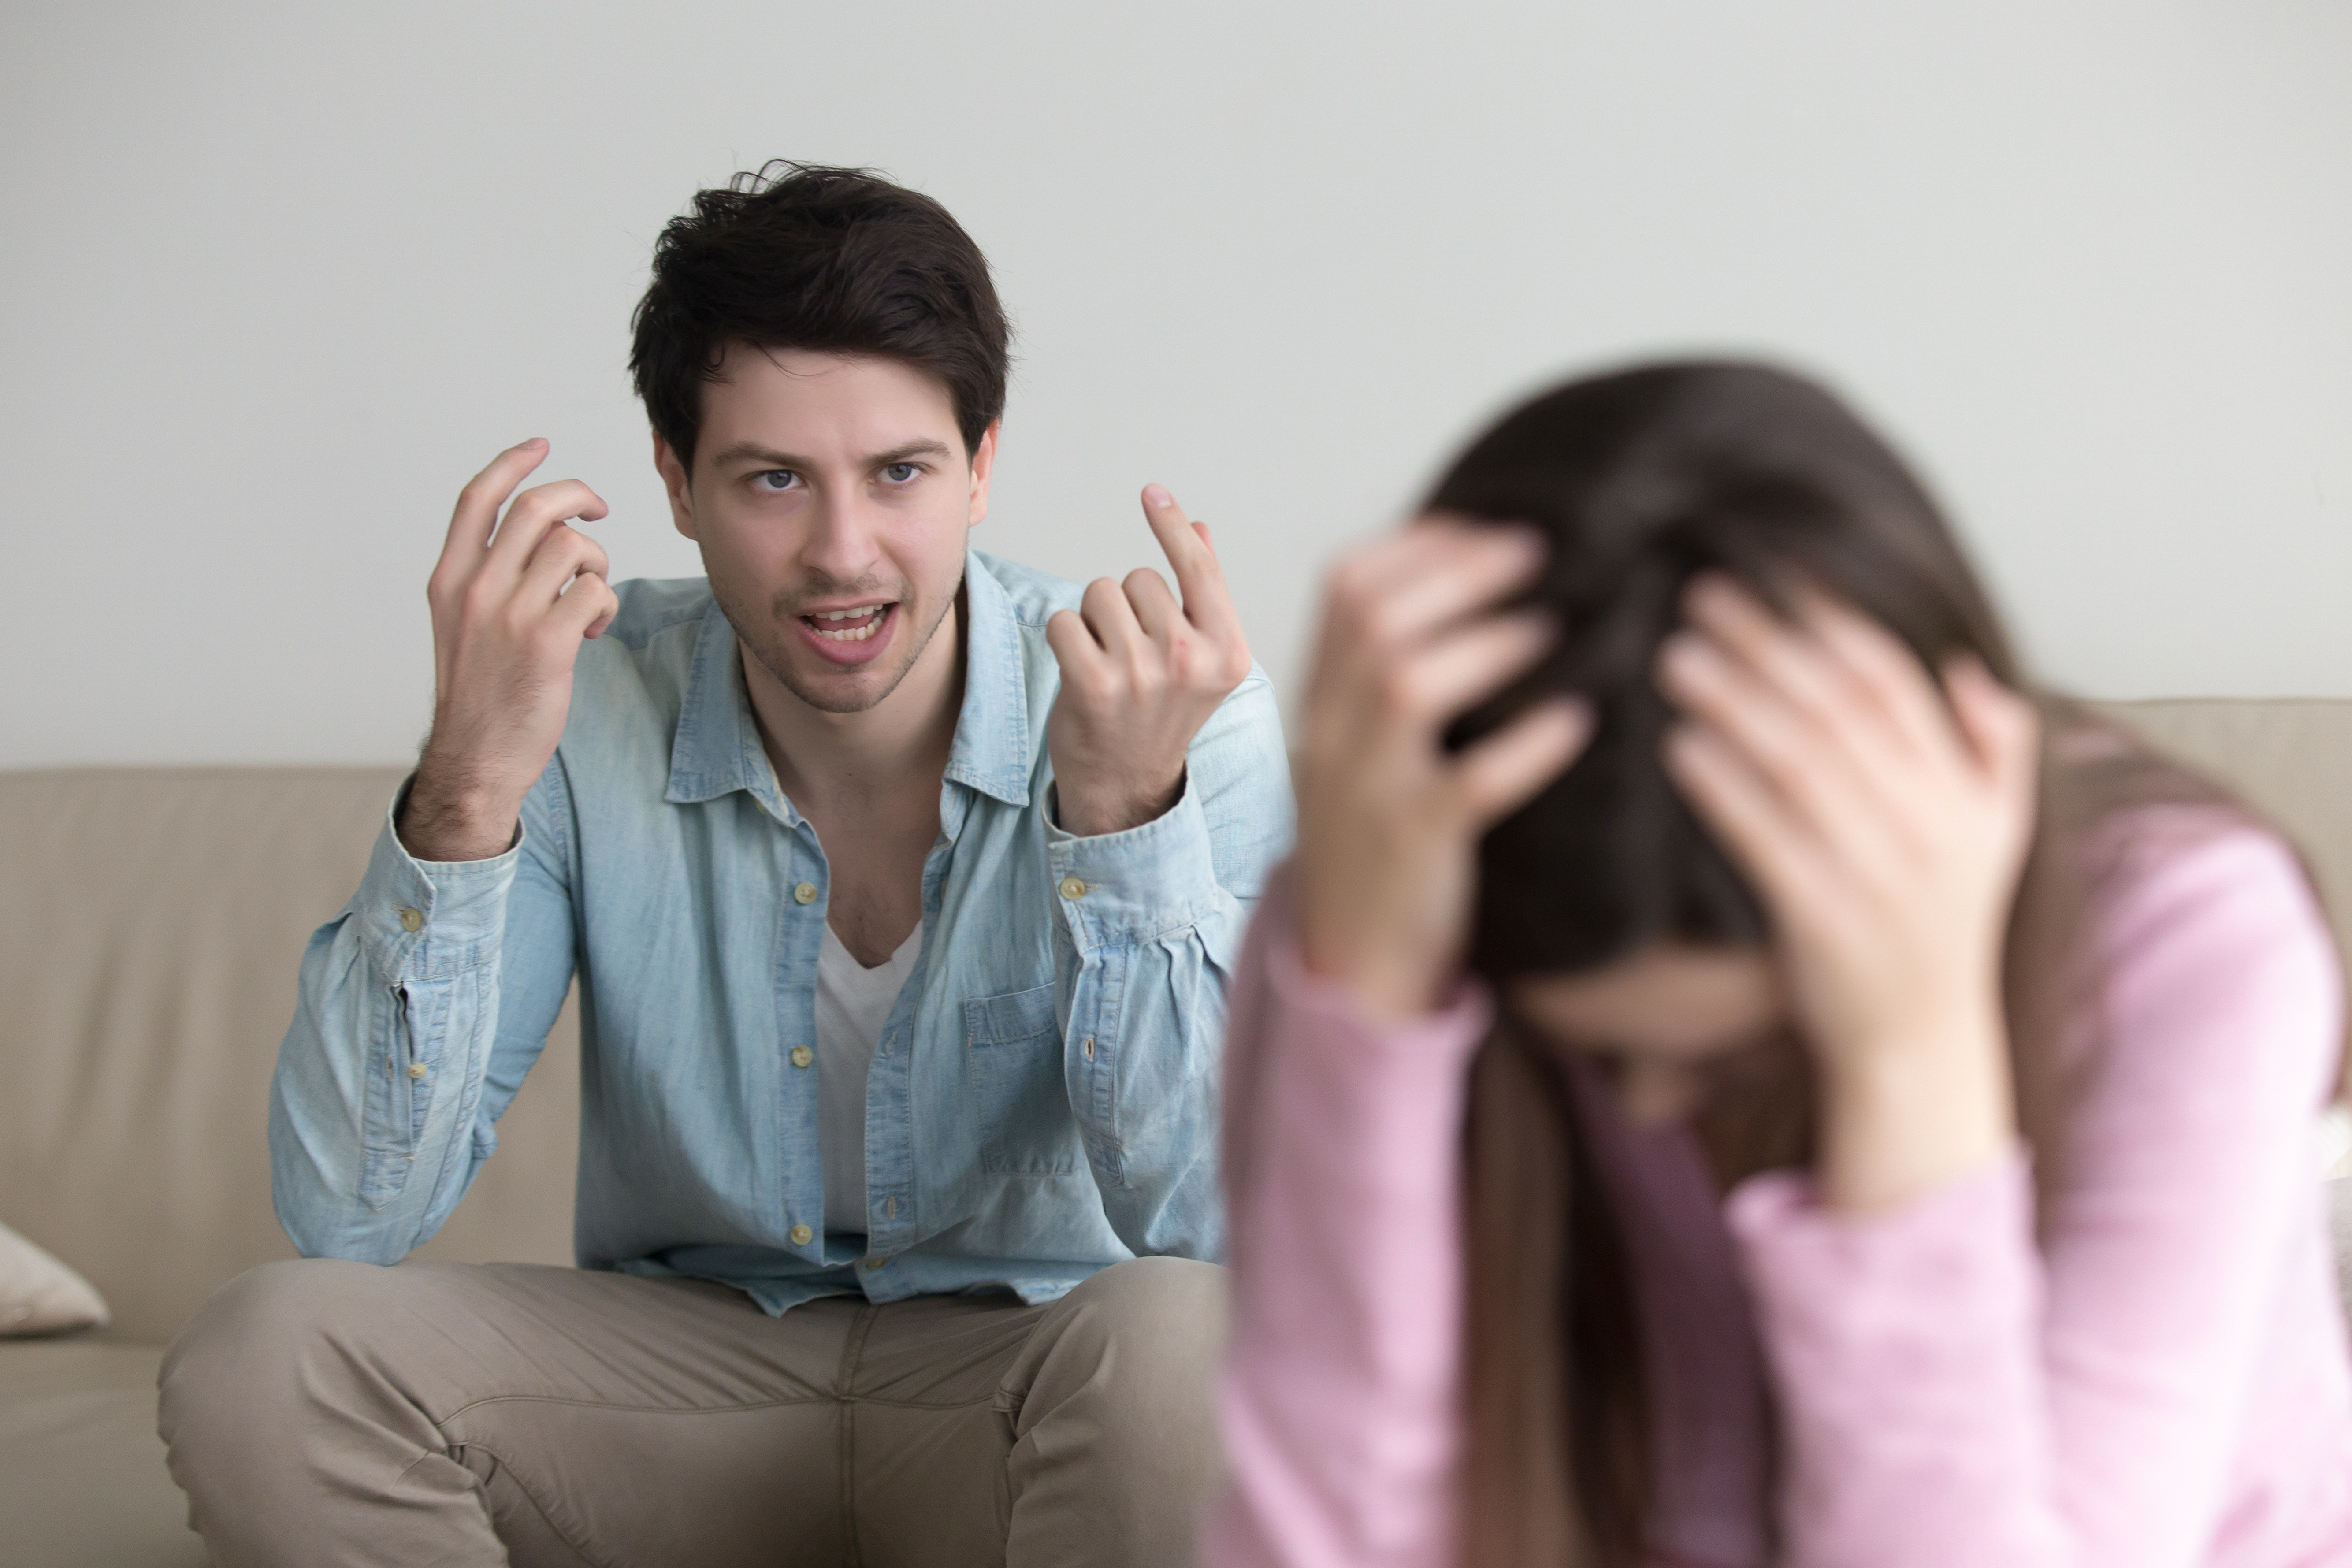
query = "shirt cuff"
(357, 777, 523, 981)
(1044, 772, 1228, 949)
(1254, 903, 1494, 1076)
(1728, 1148, 2037, 1391)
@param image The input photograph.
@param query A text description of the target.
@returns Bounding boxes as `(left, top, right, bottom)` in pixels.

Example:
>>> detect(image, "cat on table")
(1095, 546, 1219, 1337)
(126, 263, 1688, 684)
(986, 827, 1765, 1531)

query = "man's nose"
(799, 493, 886, 582)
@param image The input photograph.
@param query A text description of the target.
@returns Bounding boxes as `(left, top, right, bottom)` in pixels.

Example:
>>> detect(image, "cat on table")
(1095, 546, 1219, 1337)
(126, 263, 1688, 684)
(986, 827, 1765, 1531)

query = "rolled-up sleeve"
(268, 766, 576, 1263)
(1044, 670, 1292, 1259)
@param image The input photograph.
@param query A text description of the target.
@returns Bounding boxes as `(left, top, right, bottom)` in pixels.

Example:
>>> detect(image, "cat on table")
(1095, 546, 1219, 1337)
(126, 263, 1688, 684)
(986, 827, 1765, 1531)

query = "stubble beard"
(717, 571, 961, 717)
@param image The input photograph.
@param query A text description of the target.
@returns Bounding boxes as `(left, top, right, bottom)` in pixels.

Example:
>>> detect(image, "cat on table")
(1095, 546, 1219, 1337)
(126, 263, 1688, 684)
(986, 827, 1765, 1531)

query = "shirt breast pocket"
(964, 982, 1081, 1175)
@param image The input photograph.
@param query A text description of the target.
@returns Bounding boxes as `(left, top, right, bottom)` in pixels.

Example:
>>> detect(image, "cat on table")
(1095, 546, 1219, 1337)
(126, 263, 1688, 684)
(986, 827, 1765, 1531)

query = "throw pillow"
(0, 1220, 111, 1336)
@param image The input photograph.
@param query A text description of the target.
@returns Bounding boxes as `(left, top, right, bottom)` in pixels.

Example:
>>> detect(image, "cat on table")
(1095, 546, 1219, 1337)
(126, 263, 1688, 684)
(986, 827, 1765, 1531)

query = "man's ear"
(966, 420, 1000, 529)
(654, 434, 697, 541)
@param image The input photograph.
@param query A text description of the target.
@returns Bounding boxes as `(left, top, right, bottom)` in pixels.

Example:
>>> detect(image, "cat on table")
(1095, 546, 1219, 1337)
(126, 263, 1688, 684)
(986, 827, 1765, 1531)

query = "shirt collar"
(665, 550, 1034, 814)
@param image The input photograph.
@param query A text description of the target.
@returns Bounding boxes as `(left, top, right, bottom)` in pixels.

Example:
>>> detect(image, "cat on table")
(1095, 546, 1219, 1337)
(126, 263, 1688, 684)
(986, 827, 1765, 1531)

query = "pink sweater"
(1206, 821, 2352, 1568)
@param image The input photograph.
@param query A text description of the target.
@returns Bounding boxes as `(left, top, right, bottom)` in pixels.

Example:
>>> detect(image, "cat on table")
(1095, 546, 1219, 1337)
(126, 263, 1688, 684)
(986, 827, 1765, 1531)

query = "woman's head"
(1433, 360, 2036, 1567)
(1428, 361, 2018, 994)
(1435, 362, 2265, 1568)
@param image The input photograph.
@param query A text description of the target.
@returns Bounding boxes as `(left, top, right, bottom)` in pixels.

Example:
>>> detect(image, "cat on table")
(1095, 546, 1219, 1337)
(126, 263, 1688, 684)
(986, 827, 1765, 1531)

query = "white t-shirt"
(814, 921, 923, 1235)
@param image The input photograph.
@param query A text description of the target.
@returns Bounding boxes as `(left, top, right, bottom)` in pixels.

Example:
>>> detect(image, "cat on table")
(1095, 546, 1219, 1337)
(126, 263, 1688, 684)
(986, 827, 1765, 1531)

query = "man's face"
(657, 345, 994, 715)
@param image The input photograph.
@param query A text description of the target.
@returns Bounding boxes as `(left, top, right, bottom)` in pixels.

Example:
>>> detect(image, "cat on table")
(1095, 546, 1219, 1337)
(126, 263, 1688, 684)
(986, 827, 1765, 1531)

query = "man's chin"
(740, 645, 899, 715)
(774, 665, 900, 715)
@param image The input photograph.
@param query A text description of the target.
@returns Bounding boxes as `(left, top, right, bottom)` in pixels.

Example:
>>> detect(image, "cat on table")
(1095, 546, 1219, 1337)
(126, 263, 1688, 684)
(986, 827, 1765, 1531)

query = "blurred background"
(4, 0, 2347, 766)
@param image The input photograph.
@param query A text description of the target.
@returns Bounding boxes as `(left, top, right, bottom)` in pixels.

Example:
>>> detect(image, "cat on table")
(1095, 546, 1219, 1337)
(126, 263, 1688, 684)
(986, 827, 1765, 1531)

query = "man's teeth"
(809, 605, 889, 642)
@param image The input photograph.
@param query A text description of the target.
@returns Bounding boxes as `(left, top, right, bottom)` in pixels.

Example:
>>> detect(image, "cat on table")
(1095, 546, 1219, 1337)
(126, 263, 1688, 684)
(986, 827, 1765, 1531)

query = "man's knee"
(1018, 1256, 1227, 1427)
(1063, 1255, 1227, 1363)
(159, 1257, 415, 1449)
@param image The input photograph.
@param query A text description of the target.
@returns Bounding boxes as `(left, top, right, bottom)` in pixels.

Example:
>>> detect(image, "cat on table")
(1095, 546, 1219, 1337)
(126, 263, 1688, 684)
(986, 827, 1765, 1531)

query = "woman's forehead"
(1509, 945, 1782, 1061)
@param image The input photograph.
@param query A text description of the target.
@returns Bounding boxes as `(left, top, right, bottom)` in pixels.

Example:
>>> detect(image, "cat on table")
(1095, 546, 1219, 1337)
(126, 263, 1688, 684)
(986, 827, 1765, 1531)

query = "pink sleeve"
(1731, 824, 2345, 1568)
(1200, 877, 1490, 1568)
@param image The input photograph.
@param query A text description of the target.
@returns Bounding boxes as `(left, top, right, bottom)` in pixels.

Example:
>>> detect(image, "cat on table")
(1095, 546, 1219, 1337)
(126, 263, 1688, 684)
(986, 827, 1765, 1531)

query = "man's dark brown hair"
(629, 160, 1011, 464)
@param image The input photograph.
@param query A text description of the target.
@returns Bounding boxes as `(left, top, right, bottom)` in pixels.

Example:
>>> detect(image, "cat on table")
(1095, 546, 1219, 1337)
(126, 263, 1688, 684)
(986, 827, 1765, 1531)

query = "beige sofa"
(5, 701, 2352, 1566)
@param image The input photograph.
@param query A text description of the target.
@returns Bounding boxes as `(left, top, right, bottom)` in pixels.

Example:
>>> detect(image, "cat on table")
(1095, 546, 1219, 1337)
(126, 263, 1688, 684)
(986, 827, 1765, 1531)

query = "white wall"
(4, 0, 2348, 767)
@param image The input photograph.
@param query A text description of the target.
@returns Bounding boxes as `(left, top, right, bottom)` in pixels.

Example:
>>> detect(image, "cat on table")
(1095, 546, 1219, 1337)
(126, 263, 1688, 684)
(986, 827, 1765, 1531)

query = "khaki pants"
(156, 1255, 1225, 1567)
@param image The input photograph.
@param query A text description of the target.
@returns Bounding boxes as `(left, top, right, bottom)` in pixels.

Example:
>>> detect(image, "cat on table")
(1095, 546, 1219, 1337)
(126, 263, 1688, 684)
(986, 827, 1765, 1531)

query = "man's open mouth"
(801, 603, 895, 643)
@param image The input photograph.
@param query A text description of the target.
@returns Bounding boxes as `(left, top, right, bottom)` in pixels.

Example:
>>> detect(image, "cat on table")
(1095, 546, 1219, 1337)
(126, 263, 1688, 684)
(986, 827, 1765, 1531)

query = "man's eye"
(883, 462, 919, 483)
(755, 470, 799, 491)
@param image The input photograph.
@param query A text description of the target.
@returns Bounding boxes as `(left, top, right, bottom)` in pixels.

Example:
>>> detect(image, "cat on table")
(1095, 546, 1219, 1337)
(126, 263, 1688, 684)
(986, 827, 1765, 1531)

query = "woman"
(1205, 363, 2352, 1567)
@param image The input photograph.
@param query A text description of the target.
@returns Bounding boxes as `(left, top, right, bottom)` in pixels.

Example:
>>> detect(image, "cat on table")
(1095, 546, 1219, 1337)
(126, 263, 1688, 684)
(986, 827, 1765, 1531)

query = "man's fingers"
(1121, 566, 1182, 640)
(550, 570, 620, 642)
(1141, 484, 1242, 643)
(1451, 698, 1594, 826)
(1076, 574, 1147, 661)
(439, 440, 550, 573)
(517, 524, 612, 612)
(1044, 607, 1105, 683)
(484, 479, 610, 581)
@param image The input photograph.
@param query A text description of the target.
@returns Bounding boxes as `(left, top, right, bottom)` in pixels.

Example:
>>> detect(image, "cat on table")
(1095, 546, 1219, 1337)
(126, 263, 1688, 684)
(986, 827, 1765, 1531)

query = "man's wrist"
(1053, 769, 1185, 839)
(398, 765, 524, 863)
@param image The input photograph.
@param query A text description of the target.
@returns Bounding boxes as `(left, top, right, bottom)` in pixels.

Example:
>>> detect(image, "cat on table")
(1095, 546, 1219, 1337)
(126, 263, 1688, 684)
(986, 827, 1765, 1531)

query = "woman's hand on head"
(1656, 576, 2040, 1211)
(1294, 519, 1592, 1018)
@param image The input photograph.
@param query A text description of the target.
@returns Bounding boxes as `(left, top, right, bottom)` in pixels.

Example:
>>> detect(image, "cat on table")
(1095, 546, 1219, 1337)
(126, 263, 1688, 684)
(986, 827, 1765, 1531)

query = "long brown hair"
(1429, 361, 2264, 1566)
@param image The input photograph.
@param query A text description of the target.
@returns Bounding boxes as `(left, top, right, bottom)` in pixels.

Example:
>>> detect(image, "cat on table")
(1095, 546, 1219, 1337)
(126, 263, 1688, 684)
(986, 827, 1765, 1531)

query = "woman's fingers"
(1662, 720, 1829, 921)
(1370, 609, 1558, 726)
(1793, 587, 1962, 769)
(1683, 577, 1852, 727)
(1656, 627, 1906, 870)
(1946, 655, 2041, 805)
(1685, 577, 1935, 798)
(1324, 520, 1546, 654)
(1451, 698, 1593, 825)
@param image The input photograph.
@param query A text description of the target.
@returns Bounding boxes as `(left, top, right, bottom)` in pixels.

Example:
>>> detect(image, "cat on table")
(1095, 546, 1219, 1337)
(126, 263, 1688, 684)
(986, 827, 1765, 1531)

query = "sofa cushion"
(0, 1340, 205, 1566)
(2096, 699, 2352, 1025)
(0, 1222, 109, 1338)
(0, 767, 579, 1348)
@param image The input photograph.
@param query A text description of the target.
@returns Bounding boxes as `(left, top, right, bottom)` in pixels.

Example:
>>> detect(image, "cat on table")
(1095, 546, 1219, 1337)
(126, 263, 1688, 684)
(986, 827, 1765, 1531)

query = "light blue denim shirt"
(270, 550, 1293, 1312)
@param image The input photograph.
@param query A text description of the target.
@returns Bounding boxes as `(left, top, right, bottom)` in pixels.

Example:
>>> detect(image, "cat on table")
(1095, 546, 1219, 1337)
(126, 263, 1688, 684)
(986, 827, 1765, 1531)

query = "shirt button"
(790, 1045, 814, 1069)
(789, 1224, 814, 1246)
(1082, 1036, 1096, 1061)
(406, 1062, 429, 1080)
(1058, 876, 1088, 900)
(864, 1255, 888, 1270)
(794, 882, 819, 905)
(396, 907, 424, 932)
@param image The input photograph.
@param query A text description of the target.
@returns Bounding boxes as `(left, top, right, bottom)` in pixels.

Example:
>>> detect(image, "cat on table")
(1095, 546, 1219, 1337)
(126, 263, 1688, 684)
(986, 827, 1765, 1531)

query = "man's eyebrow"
(868, 439, 955, 465)
(708, 441, 811, 469)
(706, 438, 956, 469)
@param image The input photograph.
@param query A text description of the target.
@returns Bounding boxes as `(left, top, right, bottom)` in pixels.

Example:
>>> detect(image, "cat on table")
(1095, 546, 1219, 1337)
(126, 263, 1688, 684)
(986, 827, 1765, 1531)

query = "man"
(158, 163, 1291, 1567)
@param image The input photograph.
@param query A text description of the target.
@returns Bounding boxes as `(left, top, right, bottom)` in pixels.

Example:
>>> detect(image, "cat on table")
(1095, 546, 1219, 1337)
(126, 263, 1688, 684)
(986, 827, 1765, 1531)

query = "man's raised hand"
(400, 439, 619, 862)
(1044, 484, 1255, 838)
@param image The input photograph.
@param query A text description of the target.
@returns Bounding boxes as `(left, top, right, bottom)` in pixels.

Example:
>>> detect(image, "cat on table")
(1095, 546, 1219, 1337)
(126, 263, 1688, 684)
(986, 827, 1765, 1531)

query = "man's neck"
(741, 595, 965, 822)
